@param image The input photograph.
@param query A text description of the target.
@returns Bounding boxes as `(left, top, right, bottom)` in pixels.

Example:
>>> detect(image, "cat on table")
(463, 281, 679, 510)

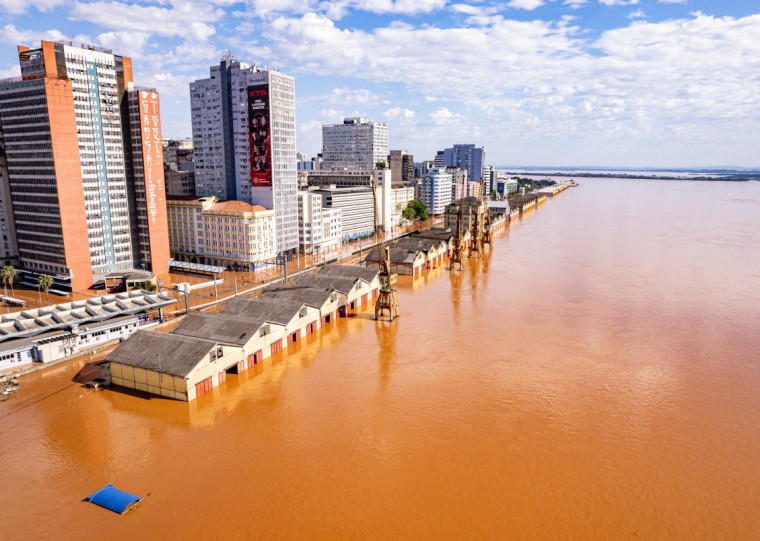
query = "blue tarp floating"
(87, 483, 143, 514)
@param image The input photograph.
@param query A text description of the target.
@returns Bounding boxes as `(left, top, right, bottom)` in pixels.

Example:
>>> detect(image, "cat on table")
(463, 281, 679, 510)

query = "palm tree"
(37, 274, 53, 305)
(1, 265, 15, 297)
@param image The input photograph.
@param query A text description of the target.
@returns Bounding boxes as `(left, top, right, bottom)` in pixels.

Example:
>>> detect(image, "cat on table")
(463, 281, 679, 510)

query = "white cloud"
(0, 0, 62, 15)
(564, 0, 587, 7)
(627, 8, 645, 19)
(0, 65, 21, 79)
(0, 24, 69, 45)
(257, 11, 760, 165)
(69, 1, 222, 40)
(507, 0, 545, 10)
(598, 0, 638, 6)
(383, 107, 415, 127)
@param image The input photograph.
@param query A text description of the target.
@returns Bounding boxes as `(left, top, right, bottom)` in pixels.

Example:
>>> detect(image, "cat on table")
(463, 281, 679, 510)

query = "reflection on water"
(1, 179, 760, 539)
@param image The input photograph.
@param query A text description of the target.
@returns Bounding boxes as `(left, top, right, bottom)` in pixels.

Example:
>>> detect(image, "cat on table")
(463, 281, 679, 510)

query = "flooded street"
(2, 179, 759, 539)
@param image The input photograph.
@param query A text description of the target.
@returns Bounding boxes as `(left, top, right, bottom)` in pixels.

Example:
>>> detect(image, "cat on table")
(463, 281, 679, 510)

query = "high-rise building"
(421, 168, 453, 216)
(0, 41, 169, 291)
(0, 130, 19, 266)
(322, 117, 388, 170)
(389, 150, 414, 183)
(444, 144, 486, 190)
(190, 60, 298, 254)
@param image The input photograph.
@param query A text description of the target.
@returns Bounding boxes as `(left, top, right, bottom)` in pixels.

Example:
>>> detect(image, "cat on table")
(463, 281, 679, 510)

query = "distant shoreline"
(503, 171, 759, 182)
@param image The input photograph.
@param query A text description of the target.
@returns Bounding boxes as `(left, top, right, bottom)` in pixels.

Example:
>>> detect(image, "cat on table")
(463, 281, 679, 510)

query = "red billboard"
(248, 84, 272, 187)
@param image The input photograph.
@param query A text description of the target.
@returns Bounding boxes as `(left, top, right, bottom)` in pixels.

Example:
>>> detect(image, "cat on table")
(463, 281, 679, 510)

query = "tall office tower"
(0, 41, 169, 291)
(322, 117, 388, 170)
(434, 150, 445, 168)
(389, 150, 414, 183)
(444, 144, 486, 189)
(190, 60, 298, 254)
(0, 129, 19, 266)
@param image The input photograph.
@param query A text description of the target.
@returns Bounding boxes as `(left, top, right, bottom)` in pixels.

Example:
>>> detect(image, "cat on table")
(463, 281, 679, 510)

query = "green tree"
(37, 274, 53, 305)
(408, 199, 429, 221)
(1, 265, 16, 297)
(376, 161, 388, 170)
(402, 206, 416, 221)
(133, 280, 157, 292)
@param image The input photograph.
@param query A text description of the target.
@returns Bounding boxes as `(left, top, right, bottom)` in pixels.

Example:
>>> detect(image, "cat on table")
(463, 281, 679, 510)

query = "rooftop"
(220, 296, 303, 326)
(209, 201, 268, 213)
(318, 264, 379, 284)
(171, 312, 263, 345)
(0, 291, 175, 343)
(106, 330, 216, 378)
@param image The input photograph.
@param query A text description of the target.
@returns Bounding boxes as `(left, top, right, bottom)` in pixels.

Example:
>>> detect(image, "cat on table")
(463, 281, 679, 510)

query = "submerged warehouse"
(106, 265, 380, 401)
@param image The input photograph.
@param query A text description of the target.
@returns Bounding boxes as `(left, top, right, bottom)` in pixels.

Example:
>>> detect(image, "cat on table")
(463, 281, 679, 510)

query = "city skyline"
(1, 1, 759, 168)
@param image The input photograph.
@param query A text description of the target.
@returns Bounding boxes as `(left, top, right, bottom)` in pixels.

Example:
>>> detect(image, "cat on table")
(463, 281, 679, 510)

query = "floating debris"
(87, 483, 148, 514)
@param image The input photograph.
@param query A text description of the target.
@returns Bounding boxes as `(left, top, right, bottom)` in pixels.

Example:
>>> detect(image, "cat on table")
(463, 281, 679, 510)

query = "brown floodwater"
(2, 179, 759, 539)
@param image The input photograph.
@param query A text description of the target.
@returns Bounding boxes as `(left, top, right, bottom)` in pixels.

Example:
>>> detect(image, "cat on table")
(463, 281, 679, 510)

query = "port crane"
(450, 202, 465, 271)
(370, 176, 399, 321)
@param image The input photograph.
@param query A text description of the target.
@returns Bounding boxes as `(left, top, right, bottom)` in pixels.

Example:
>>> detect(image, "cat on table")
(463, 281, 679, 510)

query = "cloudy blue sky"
(2, 0, 759, 168)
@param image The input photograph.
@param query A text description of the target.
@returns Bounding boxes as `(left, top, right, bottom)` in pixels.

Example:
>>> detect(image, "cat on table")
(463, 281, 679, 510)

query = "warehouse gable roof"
(170, 312, 263, 345)
(220, 296, 304, 326)
(258, 282, 333, 308)
(106, 330, 216, 377)
(290, 274, 354, 296)
(318, 264, 379, 283)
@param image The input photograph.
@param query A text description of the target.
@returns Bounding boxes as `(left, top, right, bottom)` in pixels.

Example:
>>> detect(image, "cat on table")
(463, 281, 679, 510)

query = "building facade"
(166, 195, 276, 268)
(389, 150, 414, 183)
(190, 60, 298, 254)
(421, 168, 453, 216)
(444, 144, 486, 189)
(297, 191, 342, 255)
(0, 132, 19, 266)
(0, 41, 169, 290)
(322, 117, 388, 170)
(314, 186, 375, 240)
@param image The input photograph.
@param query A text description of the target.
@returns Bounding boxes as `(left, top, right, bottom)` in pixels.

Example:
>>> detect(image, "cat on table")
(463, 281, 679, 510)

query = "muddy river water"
(1, 178, 759, 539)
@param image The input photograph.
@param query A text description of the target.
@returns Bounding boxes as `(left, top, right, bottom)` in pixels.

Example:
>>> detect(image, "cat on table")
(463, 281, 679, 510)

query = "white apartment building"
(391, 184, 415, 226)
(297, 191, 342, 255)
(167, 196, 276, 268)
(322, 117, 388, 170)
(421, 168, 453, 216)
(314, 186, 375, 240)
(190, 60, 298, 255)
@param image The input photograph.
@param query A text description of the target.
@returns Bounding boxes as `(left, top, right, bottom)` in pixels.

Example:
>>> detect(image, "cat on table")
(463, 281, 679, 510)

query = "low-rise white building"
(297, 191, 342, 255)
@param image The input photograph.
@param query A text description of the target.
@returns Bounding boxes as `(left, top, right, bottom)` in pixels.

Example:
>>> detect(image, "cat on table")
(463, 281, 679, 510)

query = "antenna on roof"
(221, 50, 237, 62)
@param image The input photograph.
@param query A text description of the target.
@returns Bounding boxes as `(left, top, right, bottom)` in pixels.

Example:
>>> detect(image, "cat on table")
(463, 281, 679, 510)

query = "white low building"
(297, 191, 342, 255)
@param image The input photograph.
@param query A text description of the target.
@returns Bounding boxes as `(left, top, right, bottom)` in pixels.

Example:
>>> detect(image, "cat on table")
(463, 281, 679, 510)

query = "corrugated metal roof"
(87, 483, 143, 514)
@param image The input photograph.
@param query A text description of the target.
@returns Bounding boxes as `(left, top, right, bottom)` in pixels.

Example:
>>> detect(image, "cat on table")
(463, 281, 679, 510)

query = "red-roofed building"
(167, 195, 276, 269)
